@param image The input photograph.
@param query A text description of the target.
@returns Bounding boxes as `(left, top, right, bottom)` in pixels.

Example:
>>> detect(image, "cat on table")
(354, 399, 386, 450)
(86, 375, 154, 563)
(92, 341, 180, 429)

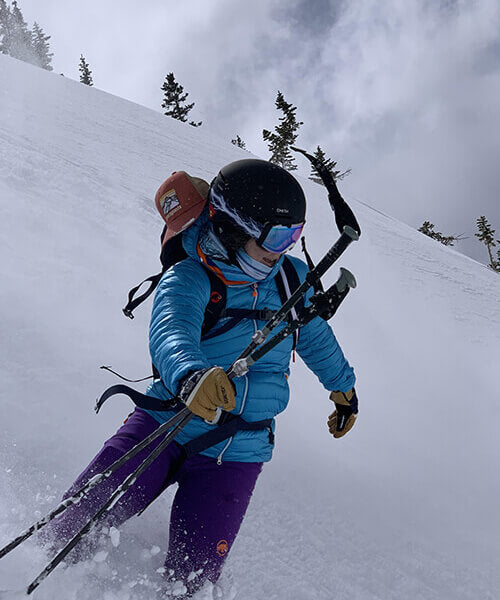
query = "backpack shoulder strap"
(201, 268, 227, 338)
(152, 266, 226, 380)
(275, 256, 304, 350)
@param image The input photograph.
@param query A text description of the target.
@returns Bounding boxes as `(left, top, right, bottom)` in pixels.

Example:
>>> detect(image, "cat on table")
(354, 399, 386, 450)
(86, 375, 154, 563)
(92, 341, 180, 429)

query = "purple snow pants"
(48, 408, 262, 595)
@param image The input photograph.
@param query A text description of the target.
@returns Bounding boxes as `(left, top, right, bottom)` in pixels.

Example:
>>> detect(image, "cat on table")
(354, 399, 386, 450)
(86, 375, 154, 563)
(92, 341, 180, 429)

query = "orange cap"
(155, 171, 209, 245)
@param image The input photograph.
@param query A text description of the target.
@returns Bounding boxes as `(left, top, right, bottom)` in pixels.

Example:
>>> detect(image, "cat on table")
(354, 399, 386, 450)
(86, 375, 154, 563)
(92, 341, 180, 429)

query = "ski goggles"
(257, 222, 304, 253)
(209, 187, 304, 252)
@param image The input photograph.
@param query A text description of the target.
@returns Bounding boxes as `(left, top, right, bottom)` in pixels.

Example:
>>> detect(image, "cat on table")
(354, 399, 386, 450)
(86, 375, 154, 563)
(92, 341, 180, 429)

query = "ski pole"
(26, 408, 194, 595)
(0, 407, 189, 561)
(26, 363, 242, 593)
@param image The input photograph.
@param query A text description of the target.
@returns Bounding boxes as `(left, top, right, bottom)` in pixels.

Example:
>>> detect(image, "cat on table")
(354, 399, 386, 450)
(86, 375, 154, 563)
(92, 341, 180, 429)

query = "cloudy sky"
(16, 0, 500, 263)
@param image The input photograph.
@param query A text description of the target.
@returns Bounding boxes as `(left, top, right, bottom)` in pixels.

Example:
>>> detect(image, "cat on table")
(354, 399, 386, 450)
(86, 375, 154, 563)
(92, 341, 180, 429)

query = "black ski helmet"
(208, 159, 306, 258)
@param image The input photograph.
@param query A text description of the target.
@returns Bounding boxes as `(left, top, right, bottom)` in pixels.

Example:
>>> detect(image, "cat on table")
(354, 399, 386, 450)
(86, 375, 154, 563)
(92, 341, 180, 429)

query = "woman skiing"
(48, 159, 358, 598)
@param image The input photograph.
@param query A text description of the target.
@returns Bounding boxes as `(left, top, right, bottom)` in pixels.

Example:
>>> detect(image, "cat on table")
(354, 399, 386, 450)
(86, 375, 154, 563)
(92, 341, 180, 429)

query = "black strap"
(275, 256, 305, 350)
(281, 256, 305, 314)
(201, 308, 276, 341)
(95, 384, 182, 414)
(123, 273, 163, 319)
(123, 233, 188, 319)
(301, 236, 324, 294)
(182, 413, 274, 457)
(95, 385, 273, 456)
(201, 268, 227, 337)
(221, 308, 277, 321)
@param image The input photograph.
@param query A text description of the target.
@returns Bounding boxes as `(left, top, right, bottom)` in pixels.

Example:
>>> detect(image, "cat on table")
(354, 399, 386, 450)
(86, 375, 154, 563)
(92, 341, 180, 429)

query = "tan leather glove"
(327, 388, 359, 438)
(180, 367, 236, 423)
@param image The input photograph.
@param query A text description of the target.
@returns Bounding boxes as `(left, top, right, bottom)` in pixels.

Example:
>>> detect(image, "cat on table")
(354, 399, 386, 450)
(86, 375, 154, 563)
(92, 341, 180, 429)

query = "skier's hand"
(180, 367, 236, 423)
(328, 388, 358, 438)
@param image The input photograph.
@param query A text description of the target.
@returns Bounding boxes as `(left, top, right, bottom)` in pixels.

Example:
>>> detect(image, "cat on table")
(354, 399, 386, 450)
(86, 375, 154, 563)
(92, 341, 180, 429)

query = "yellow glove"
(180, 367, 236, 423)
(327, 388, 358, 438)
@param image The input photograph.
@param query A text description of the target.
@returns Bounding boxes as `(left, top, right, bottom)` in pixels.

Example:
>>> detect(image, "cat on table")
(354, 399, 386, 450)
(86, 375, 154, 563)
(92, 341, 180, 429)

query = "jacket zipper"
(216, 374, 249, 465)
(217, 283, 257, 465)
(251, 282, 258, 334)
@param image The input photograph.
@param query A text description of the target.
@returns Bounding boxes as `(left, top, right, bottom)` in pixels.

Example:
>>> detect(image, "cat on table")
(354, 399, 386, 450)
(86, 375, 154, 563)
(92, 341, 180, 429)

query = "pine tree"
(0, 0, 12, 55)
(79, 54, 93, 86)
(309, 146, 350, 184)
(262, 91, 303, 170)
(475, 216, 500, 272)
(31, 22, 52, 70)
(161, 72, 201, 127)
(0, 1, 53, 69)
(231, 135, 246, 149)
(418, 221, 460, 246)
(8, 0, 34, 63)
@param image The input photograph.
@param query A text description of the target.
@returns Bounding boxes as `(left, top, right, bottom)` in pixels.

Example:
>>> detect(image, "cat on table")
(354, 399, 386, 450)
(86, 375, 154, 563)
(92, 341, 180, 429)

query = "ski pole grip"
(335, 268, 357, 293)
(343, 225, 360, 242)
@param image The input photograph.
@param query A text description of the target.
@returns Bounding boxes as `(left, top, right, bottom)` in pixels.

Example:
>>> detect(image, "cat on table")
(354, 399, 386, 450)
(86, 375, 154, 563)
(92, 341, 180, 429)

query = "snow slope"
(1, 55, 499, 599)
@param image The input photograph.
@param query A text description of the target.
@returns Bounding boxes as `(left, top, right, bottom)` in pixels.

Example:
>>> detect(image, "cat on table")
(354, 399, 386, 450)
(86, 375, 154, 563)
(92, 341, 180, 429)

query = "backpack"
(122, 171, 304, 347)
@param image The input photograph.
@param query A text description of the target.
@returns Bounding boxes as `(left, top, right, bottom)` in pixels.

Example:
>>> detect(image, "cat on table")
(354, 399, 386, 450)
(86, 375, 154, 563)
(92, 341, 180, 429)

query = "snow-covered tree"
(309, 145, 350, 184)
(262, 91, 303, 171)
(31, 22, 52, 70)
(8, 0, 33, 63)
(231, 135, 246, 149)
(475, 216, 500, 272)
(0, 1, 53, 70)
(0, 0, 12, 55)
(161, 72, 201, 127)
(79, 54, 93, 86)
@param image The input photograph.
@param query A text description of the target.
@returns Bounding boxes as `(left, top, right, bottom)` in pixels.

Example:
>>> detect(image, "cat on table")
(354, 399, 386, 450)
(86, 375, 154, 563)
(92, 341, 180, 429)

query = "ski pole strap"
(94, 384, 182, 414)
(123, 272, 163, 319)
(181, 413, 274, 458)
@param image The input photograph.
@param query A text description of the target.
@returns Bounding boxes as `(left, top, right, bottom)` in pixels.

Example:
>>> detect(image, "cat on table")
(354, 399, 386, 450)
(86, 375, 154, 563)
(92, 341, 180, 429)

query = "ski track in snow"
(1, 54, 499, 599)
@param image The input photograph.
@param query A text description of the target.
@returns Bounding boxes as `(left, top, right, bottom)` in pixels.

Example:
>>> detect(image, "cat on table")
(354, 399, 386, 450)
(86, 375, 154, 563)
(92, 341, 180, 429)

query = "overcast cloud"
(17, 0, 500, 262)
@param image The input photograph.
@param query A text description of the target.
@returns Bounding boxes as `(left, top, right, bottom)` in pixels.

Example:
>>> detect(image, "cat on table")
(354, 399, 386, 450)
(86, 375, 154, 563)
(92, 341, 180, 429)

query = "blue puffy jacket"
(145, 213, 355, 463)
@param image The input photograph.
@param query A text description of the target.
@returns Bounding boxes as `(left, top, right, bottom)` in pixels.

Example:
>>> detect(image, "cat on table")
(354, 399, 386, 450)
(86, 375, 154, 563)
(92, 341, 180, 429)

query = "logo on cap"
(159, 189, 181, 219)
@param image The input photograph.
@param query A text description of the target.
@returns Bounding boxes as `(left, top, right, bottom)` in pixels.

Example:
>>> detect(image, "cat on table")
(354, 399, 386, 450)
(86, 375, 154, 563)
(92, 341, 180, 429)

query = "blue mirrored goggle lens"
(260, 223, 304, 253)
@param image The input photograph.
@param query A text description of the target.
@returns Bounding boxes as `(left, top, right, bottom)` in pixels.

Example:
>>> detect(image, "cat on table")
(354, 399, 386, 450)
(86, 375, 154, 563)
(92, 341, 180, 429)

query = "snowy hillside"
(1, 54, 499, 599)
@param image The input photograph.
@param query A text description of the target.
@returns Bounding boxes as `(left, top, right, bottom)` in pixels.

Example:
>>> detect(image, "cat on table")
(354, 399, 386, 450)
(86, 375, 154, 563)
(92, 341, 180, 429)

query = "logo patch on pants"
(216, 539, 229, 557)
